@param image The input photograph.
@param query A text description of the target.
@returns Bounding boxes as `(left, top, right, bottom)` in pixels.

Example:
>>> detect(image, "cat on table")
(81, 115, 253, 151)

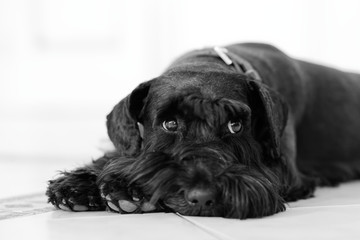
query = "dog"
(46, 43, 360, 219)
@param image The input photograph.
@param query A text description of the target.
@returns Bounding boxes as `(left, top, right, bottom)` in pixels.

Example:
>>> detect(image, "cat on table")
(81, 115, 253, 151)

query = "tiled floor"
(1, 157, 360, 240)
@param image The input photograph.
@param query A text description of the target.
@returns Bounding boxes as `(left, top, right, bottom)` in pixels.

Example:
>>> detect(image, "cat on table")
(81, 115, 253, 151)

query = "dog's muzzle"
(153, 145, 237, 215)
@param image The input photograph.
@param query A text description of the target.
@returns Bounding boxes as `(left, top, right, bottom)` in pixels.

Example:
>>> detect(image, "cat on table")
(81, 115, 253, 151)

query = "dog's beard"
(162, 166, 285, 218)
(100, 136, 286, 219)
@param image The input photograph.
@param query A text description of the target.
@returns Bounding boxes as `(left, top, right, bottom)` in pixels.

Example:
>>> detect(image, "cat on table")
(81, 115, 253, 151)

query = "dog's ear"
(248, 81, 288, 159)
(106, 80, 152, 156)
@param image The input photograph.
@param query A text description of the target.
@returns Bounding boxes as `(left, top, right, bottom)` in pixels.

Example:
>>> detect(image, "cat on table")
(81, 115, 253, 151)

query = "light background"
(1, 0, 360, 162)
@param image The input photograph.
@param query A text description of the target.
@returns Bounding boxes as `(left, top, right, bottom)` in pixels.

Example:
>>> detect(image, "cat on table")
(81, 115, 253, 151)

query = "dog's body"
(47, 43, 360, 218)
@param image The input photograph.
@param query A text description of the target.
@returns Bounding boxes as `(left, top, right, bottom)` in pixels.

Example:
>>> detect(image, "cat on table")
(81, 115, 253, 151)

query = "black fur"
(46, 43, 360, 219)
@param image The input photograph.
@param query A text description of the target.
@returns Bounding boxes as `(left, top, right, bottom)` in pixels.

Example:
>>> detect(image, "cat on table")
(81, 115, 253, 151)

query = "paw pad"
(118, 200, 138, 213)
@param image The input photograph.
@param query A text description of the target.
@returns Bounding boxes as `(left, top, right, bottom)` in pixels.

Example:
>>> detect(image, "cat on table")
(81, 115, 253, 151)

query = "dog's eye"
(162, 120, 178, 132)
(227, 121, 242, 134)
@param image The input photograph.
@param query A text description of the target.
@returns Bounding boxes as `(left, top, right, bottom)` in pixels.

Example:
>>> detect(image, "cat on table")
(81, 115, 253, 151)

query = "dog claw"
(130, 189, 143, 202)
(132, 196, 140, 202)
(118, 200, 138, 213)
(73, 205, 88, 211)
(105, 194, 112, 201)
(59, 204, 71, 211)
(107, 201, 120, 212)
(88, 202, 97, 207)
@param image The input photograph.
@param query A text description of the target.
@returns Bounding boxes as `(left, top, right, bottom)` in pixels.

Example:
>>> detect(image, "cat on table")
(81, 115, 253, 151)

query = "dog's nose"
(186, 188, 216, 208)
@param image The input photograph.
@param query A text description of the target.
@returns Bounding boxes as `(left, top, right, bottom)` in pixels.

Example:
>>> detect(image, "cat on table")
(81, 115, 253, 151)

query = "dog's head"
(105, 69, 288, 218)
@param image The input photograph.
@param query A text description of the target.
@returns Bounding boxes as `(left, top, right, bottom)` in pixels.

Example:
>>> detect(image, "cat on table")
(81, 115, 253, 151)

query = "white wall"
(1, 0, 359, 161)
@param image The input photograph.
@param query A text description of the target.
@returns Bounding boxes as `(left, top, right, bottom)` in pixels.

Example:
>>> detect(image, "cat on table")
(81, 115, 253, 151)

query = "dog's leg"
(299, 161, 360, 187)
(46, 154, 112, 211)
(278, 115, 317, 201)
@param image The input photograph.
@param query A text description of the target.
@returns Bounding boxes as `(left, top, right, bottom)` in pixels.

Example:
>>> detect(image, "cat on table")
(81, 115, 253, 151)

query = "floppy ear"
(248, 81, 288, 159)
(106, 80, 152, 156)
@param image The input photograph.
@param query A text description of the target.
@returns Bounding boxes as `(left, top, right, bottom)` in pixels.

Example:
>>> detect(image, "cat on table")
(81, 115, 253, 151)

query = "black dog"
(46, 43, 360, 219)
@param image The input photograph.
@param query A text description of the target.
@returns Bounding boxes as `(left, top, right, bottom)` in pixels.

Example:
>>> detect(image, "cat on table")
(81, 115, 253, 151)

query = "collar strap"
(213, 46, 262, 82)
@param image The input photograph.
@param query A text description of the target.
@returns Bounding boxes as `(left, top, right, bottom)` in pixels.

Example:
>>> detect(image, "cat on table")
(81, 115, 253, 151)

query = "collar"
(213, 46, 262, 82)
(169, 46, 262, 83)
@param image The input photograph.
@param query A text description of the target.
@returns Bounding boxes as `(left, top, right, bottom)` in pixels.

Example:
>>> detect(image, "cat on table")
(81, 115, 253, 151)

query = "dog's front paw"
(99, 179, 160, 214)
(46, 169, 105, 211)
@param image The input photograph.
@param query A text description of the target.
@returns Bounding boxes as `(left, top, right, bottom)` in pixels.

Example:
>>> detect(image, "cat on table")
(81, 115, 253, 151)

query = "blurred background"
(0, 0, 359, 197)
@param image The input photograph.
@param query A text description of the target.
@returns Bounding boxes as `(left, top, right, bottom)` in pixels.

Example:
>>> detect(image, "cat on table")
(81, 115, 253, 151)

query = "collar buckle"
(213, 46, 233, 65)
(213, 46, 262, 82)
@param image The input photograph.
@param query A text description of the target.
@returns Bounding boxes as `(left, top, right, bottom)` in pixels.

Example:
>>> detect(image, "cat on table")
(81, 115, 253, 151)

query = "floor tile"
(1, 154, 360, 240)
(0, 212, 217, 240)
(184, 205, 360, 240)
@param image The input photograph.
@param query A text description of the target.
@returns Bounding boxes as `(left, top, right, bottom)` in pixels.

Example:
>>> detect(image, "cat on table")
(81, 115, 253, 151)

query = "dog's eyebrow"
(154, 95, 251, 126)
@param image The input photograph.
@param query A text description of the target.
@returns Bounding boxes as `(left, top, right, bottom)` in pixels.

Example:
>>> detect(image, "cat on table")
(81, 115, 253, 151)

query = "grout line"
(0, 192, 46, 203)
(289, 204, 360, 209)
(0, 207, 55, 220)
(0, 192, 55, 221)
(174, 212, 236, 240)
